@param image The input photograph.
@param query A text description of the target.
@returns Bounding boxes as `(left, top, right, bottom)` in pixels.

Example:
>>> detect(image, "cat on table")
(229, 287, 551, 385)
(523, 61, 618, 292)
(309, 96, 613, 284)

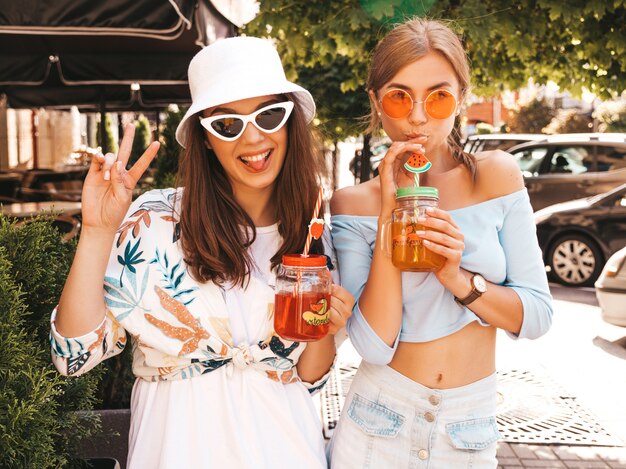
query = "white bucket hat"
(175, 36, 316, 148)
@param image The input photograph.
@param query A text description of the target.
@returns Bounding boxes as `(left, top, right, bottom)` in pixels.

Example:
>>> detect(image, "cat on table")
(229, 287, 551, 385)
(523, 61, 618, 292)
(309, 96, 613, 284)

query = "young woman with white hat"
(50, 36, 353, 468)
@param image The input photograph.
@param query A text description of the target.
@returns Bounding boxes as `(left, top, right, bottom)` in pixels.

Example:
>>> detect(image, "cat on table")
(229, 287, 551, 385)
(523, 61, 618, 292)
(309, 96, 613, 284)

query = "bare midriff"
(389, 321, 497, 389)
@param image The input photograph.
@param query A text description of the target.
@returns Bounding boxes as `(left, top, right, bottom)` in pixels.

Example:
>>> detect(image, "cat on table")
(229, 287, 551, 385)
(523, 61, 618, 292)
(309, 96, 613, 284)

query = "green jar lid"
(395, 186, 439, 199)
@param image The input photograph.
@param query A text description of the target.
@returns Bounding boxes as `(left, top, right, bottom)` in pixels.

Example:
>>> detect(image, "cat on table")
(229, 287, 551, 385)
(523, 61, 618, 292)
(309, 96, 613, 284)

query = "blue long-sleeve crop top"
(331, 188, 553, 365)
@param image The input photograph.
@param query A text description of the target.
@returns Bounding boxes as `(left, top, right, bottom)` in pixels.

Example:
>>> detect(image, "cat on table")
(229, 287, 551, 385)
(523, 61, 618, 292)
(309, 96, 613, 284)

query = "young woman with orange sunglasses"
(328, 19, 553, 468)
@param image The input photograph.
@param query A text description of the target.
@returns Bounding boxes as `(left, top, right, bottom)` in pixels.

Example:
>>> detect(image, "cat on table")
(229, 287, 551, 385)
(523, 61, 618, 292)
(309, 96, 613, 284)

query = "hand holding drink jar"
(274, 188, 351, 342)
(379, 150, 445, 272)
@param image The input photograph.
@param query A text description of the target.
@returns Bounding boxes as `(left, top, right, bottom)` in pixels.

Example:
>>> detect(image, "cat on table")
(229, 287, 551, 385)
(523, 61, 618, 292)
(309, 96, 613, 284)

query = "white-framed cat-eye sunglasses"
(199, 101, 294, 141)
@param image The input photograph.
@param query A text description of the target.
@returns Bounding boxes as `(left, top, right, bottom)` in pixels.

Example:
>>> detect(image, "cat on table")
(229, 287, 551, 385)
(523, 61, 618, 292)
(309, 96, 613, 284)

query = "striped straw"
(303, 187, 324, 256)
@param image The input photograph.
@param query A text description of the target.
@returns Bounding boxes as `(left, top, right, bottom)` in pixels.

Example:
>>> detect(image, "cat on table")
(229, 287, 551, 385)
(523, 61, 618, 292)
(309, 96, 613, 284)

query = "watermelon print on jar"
(381, 186, 446, 272)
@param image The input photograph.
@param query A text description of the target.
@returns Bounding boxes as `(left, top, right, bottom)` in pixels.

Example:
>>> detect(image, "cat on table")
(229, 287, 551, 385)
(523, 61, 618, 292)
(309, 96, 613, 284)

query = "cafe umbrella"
(0, 0, 258, 151)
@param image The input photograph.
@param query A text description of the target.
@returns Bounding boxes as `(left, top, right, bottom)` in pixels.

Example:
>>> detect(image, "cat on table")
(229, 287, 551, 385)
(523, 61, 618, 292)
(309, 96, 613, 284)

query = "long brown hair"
(177, 94, 326, 287)
(366, 18, 477, 179)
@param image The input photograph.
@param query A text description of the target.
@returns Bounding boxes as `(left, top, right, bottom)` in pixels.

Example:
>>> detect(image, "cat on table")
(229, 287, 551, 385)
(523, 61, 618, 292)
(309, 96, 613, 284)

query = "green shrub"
(154, 105, 186, 188)
(96, 114, 118, 155)
(129, 114, 152, 167)
(0, 216, 103, 468)
(476, 122, 495, 134)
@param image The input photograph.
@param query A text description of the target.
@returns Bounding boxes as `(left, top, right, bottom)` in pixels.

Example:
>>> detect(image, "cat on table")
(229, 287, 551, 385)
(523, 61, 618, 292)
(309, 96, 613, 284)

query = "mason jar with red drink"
(274, 254, 332, 342)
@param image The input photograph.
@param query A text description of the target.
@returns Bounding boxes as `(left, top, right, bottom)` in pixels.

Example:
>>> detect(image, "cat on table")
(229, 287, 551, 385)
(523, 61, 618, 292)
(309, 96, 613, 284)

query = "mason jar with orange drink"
(382, 186, 445, 272)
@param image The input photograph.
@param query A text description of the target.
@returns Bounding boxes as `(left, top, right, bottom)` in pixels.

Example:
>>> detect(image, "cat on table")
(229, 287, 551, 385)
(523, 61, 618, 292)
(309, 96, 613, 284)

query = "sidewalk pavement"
(498, 442, 626, 468)
(495, 291, 626, 468)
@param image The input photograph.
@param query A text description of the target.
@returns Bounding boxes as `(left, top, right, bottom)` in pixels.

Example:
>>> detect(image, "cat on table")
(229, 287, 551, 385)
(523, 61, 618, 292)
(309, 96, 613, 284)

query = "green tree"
(245, 1, 396, 142)
(96, 114, 118, 155)
(245, 0, 626, 141)
(153, 106, 186, 189)
(446, 0, 626, 99)
(509, 98, 557, 133)
(0, 216, 102, 468)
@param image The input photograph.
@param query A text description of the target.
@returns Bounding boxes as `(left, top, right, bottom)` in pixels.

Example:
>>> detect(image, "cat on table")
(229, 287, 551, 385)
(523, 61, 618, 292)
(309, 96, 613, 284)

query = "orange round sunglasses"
(380, 88, 457, 120)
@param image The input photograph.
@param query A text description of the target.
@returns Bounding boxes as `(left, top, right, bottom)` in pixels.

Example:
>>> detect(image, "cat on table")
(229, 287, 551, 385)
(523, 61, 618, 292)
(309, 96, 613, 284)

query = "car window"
(512, 147, 548, 176)
(595, 145, 626, 172)
(548, 147, 589, 174)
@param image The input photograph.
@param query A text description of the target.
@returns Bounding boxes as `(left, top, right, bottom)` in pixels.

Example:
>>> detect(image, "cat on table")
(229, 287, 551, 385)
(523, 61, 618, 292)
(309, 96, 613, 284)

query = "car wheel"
(547, 234, 604, 287)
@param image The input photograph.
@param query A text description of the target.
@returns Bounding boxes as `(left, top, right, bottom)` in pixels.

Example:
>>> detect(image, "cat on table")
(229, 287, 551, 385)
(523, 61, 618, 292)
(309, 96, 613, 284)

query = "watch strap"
(454, 274, 484, 307)
(455, 289, 482, 306)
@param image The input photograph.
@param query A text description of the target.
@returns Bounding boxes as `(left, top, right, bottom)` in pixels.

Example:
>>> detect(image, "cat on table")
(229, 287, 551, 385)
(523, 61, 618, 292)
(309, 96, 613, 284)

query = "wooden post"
(31, 109, 39, 169)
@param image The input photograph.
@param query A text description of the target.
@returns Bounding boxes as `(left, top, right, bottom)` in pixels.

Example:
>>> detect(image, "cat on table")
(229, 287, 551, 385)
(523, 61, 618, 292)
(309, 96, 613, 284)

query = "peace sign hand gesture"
(82, 123, 160, 234)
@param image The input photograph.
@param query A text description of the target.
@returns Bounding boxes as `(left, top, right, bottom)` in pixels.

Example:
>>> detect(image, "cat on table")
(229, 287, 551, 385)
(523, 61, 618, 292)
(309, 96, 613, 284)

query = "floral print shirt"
(50, 188, 331, 392)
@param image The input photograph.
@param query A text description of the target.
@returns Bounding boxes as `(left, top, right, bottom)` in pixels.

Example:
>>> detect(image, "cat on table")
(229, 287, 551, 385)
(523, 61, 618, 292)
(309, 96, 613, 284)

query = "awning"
(0, 0, 257, 110)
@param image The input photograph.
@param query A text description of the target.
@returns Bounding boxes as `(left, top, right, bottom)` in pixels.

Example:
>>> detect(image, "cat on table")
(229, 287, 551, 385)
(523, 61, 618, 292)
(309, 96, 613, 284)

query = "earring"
(377, 111, 382, 117)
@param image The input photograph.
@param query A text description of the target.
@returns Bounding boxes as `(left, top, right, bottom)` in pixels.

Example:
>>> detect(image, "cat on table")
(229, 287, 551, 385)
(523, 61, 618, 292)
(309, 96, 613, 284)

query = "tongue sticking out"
(246, 158, 267, 171)
(240, 151, 270, 172)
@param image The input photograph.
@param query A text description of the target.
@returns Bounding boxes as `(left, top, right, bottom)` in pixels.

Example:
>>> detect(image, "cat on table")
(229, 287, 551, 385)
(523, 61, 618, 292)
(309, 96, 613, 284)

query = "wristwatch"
(454, 273, 487, 306)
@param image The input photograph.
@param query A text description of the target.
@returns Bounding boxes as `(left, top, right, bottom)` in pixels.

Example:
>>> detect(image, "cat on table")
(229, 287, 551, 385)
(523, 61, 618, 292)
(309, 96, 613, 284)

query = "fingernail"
(425, 207, 434, 213)
(417, 216, 427, 222)
(414, 230, 425, 236)
(104, 170, 110, 181)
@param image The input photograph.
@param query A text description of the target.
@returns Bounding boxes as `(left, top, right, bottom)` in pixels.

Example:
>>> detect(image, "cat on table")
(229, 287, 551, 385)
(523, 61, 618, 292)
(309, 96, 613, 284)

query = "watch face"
(473, 274, 487, 293)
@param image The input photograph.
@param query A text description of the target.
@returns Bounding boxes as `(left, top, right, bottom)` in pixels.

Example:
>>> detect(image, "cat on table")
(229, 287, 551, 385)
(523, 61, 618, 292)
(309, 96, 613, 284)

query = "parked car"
(463, 133, 546, 153)
(595, 247, 626, 327)
(533, 183, 626, 287)
(507, 133, 626, 211)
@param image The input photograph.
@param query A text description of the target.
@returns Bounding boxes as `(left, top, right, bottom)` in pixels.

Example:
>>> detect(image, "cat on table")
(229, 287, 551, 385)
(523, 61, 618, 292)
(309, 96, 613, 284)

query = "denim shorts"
(328, 362, 500, 469)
